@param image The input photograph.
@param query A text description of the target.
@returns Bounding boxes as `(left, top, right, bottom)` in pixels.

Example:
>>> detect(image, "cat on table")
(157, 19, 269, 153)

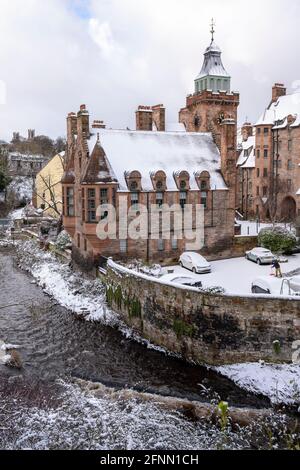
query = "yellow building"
(35, 151, 65, 218)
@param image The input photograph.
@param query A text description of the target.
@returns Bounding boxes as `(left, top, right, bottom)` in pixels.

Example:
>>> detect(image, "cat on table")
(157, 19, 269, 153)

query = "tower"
(179, 20, 239, 151)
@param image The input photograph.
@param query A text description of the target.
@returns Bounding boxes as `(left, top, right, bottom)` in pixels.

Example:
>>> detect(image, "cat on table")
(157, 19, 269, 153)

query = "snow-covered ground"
(7, 176, 33, 203)
(215, 363, 300, 405)
(161, 255, 300, 296)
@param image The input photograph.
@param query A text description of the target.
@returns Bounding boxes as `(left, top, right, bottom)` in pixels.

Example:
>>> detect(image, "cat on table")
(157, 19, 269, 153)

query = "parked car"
(289, 276, 300, 293)
(161, 274, 203, 288)
(251, 277, 299, 296)
(179, 252, 211, 274)
(245, 247, 276, 265)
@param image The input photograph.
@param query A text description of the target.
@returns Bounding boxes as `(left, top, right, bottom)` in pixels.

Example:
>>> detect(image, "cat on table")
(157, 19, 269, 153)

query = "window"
(180, 180, 187, 190)
(264, 128, 269, 134)
(130, 181, 138, 191)
(82, 188, 85, 221)
(257, 128, 261, 134)
(256, 149, 260, 159)
(263, 186, 268, 197)
(158, 239, 165, 251)
(263, 168, 268, 178)
(201, 191, 208, 208)
(100, 188, 108, 205)
(180, 191, 187, 209)
(171, 238, 178, 250)
(277, 160, 282, 169)
(264, 149, 268, 159)
(288, 139, 292, 151)
(287, 160, 293, 170)
(87, 188, 96, 222)
(66, 187, 75, 216)
(287, 179, 292, 191)
(201, 180, 207, 191)
(130, 192, 139, 209)
(257, 168, 260, 177)
(156, 192, 164, 208)
(156, 180, 163, 190)
(120, 240, 127, 253)
(84, 239, 87, 252)
(256, 187, 260, 196)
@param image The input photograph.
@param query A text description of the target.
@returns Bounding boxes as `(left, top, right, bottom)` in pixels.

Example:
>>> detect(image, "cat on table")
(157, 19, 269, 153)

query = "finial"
(210, 18, 215, 42)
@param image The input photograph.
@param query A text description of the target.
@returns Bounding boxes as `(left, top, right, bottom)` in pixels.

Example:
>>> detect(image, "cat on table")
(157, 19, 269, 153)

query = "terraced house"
(62, 33, 240, 270)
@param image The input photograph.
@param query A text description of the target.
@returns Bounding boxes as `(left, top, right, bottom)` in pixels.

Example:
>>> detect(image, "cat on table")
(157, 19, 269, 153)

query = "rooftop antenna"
(210, 18, 216, 42)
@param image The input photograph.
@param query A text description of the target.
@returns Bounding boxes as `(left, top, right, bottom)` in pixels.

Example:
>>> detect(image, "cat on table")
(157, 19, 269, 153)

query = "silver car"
(246, 247, 275, 265)
(179, 252, 211, 274)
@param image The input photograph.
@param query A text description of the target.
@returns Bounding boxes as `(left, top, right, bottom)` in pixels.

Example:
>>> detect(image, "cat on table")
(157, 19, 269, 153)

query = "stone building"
(236, 84, 300, 222)
(8, 153, 48, 178)
(236, 124, 256, 219)
(62, 32, 239, 269)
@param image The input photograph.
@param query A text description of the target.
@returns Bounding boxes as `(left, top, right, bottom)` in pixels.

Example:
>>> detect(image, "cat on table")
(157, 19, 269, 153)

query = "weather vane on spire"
(210, 18, 215, 42)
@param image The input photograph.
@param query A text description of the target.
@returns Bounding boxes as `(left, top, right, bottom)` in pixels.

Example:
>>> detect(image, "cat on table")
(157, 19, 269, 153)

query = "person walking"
(272, 259, 282, 278)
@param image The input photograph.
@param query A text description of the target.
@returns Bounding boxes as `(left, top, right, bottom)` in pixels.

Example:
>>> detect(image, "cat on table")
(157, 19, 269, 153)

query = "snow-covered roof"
(196, 40, 230, 80)
(87, 129, 227, 191)
(9, 152, 47, 161)
(256, 92, 300, 127)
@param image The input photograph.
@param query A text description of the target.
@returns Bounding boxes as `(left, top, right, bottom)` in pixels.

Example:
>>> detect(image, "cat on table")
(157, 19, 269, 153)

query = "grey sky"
(0, 0, 299, 141)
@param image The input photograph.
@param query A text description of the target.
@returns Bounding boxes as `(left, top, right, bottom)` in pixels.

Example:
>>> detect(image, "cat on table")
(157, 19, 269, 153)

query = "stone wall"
(102, 262, 300, 366)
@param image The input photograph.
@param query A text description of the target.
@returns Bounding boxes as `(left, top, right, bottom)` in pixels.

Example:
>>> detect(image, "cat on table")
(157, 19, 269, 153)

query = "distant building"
(8, 153, 48, 178)
(35, 152, 65, 218)
(62, 29, 239, 269)
(237, 84, 300, 222)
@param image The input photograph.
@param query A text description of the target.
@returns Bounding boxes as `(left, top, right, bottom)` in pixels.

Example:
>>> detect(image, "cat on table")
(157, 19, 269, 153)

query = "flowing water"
(0, 247, 269, 408)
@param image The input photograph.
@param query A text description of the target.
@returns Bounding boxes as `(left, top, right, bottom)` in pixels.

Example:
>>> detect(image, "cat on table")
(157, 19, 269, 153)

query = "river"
(0, 246, 269, 407)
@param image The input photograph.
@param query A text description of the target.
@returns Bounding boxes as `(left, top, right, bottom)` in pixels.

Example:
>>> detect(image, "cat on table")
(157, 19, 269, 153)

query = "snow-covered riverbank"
(4, 238, 300, 407)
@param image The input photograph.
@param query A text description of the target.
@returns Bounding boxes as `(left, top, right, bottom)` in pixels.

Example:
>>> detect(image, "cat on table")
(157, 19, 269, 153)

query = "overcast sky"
(0, 0, 300, 141)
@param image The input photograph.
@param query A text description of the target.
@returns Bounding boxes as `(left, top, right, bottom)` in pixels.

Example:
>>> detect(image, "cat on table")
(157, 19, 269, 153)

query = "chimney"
(151, 104, 165, 132)
(136, 106, 153, 131)
(272, 83, 286, 103)
(77, 104, 90, 138)
(67, 112, 78, 146)
(241, 122, 253, 141)
(92, 120, 106, 129)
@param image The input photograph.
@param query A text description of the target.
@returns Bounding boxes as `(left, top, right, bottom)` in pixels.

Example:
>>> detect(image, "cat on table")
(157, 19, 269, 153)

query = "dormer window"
(174, 171, 190, 192)
(130, 181, 138, 191)
(180, 180, 187, 190)
(125, 170, 142, 192)
(151, 171, 167, 191)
